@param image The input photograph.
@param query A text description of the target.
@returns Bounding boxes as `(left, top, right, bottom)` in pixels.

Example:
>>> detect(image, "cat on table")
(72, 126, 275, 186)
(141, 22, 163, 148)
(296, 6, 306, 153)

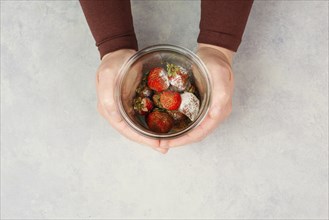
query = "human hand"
(160, 43, 235, 148)
(96, 49, 168, 154)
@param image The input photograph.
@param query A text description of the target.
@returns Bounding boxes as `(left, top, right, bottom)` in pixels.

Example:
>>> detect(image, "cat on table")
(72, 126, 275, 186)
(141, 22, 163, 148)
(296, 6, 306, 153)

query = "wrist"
(102, 49, 136, 61)
(197, 43, 235, 65)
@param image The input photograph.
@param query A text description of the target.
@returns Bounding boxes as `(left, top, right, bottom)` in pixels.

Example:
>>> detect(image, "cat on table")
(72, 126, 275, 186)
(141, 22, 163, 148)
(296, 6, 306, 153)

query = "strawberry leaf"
(166, 63, 179, 78)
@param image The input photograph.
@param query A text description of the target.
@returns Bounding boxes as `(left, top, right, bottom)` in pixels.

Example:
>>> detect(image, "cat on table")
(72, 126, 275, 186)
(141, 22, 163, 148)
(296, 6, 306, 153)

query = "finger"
(121, 62, 143, 101)
(163, 102, 232, 148)
(97, 68, 123, 123)
(160, 139, 170, 148)
(154, 147, 169, 154)
(97, 101, 106, 119)
(95, 51, 165, 152)
(208, 66, 233, 119)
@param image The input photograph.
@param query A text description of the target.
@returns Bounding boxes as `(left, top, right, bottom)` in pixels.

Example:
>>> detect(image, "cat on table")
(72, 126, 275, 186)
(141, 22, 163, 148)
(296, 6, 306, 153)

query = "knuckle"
(215, 65, 230, 74)
(226, 102, 233, 116)
(222, 66, 231, 74)
(218, 92, 230, 104)
(193, 128, 206, 142)
(102, 98, 115, 110)
(96, 72, 100, 84)
(216, 65, 232, 81)
(196, 134, 206, 143)
(97, 67, 115, 81)
(97, 102, 105, 118)
(100, 67, 114, 74)
(195, 137, 205, 143)
(223, 92, 230, 100)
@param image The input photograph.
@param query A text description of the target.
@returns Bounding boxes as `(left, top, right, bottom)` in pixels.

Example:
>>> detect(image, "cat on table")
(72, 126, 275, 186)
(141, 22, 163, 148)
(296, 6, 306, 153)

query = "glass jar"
(115, 44, 211, 139)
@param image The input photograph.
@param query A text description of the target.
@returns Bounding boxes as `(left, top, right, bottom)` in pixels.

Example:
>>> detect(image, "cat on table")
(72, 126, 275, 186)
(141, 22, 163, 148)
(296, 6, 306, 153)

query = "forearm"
(198, 0, 253, 52)
(79, 0, 138, 59)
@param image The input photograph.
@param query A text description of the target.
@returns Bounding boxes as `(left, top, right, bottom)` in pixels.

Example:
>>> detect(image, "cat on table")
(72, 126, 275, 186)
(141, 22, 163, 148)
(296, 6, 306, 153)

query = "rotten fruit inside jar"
(133, 63, 201, 133)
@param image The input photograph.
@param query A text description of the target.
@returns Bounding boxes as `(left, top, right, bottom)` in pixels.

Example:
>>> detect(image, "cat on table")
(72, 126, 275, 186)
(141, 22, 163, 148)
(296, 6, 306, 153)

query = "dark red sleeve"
(198, 0, 253, 52)
(79, 0, 138, 59)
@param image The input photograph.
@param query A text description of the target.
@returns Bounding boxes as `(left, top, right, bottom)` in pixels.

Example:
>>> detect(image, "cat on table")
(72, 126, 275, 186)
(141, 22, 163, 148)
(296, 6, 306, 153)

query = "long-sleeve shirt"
(80, 0, 253, 59)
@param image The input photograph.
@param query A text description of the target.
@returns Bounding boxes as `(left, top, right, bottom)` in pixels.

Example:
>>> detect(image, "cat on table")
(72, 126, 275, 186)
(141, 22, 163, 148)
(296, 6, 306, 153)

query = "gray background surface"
(1, 1, 328, 219)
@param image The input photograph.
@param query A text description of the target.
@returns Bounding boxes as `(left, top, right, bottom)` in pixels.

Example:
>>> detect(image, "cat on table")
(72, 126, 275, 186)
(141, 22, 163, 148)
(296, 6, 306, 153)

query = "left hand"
(96, 49, 168, 154)
(160, 43, 235, 148)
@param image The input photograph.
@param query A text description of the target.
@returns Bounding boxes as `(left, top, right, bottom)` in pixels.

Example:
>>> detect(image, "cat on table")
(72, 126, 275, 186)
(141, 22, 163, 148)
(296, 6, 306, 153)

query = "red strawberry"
(160, 91, 182, 110)
(146, 110, 174, 133)
(167, 63, 189, 91)
(133, 97, 153, 115)
(147, 67, 170, 92)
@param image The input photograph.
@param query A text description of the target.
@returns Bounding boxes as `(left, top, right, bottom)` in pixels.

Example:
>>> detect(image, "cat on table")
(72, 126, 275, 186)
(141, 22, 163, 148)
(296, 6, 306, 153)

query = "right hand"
(160, 44, 234, 148)
(96, 49, 168, 154)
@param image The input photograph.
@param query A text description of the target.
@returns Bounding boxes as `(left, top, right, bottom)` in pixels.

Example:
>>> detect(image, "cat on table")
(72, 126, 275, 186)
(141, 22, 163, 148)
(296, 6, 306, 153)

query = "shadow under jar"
(116, 44, 211, 139)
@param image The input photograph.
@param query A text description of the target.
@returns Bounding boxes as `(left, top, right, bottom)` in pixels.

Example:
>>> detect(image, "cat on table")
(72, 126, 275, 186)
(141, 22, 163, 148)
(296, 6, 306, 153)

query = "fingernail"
(154, 148, 168, 154)
(210, 107, 221, 118)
